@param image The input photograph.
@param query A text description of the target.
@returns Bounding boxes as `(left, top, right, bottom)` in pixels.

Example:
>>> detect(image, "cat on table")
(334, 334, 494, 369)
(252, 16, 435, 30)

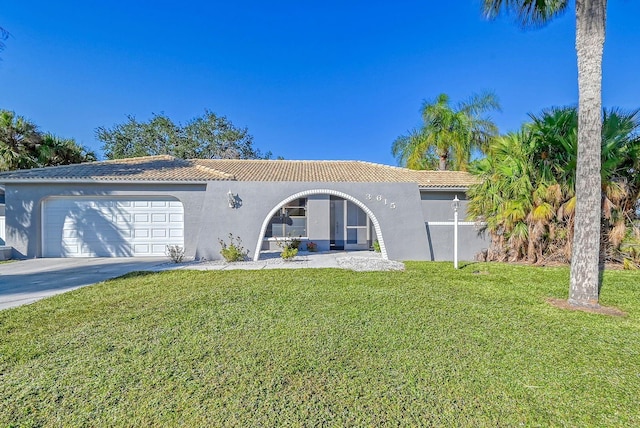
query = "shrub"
(165, 245, 185, 263)
(281, 246, 298, 260)
(218, 233, 249, 262)
(289, 237, 302, 250)
(276, 236, 301, 260)
(373, 240, 381, 253)
(306, 241, 318, 252)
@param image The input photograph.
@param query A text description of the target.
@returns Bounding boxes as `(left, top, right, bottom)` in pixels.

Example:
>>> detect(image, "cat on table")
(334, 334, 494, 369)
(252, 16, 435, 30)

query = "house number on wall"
(366, 193, 396, 209)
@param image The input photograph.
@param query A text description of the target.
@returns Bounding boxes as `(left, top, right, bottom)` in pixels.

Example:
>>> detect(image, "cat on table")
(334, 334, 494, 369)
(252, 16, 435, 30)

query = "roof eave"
(419, 185, 470, 192)
(0, 179, 214, 185)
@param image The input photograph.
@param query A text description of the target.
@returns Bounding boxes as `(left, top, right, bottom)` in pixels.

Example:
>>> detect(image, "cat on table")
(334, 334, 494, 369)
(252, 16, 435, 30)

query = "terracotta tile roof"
(0, 155, 234, 182)
(193, 159, 477, 187)
(0, 156, 478, 188)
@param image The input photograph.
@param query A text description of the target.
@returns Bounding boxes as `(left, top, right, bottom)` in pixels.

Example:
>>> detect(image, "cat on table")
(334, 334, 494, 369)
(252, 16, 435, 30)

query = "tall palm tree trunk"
(569, 0, 606, 307)
(438, 152, 448, 170)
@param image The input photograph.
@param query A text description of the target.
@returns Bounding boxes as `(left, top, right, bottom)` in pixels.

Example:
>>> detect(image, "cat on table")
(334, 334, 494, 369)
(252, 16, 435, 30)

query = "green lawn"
(1, 263, 639, 427)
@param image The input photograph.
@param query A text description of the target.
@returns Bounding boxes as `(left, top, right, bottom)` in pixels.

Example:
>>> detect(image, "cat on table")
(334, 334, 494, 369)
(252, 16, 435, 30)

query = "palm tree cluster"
(392, 92, 500, 171)
(468, 107, 640, 268)
(0, 110, 96, 171)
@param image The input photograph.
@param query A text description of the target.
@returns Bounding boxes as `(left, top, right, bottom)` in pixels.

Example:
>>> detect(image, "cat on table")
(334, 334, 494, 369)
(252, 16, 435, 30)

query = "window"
(265, 198, 307, 238)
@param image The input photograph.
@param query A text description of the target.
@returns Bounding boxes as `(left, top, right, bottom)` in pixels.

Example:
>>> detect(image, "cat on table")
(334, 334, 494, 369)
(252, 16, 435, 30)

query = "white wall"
(0, 215, 5, 245)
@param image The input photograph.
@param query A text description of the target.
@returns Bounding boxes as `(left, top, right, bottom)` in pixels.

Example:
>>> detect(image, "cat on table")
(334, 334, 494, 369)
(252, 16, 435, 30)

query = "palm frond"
(482, 0, 570, 28)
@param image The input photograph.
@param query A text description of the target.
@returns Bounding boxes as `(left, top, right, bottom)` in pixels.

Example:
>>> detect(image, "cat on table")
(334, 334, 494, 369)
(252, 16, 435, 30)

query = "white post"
(453, 195, 459, 269)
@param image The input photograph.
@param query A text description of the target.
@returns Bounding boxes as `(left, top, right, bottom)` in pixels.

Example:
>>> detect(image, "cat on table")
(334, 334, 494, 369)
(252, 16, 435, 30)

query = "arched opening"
(254, 189, 387, 261)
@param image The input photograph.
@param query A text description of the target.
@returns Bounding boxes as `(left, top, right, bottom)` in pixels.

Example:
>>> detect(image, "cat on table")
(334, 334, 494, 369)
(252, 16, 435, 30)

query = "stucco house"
(0, 155, 487, 261)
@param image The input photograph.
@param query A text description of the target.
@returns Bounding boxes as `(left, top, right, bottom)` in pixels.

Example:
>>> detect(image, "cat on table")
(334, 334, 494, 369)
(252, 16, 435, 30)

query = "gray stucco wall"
(424, 224, 489, 261)
(4, 183, 206, 259)
(4, 181, 487, 262)
(194, 181, 430, 261)
(420, 190, 489, 261)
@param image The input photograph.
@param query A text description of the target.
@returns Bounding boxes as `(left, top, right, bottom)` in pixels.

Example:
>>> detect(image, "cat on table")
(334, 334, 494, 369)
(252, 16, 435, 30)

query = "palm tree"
(483, 0, 607, 308)
(0, 110, 96, 171)
(468, 106, 640, 268)
(468, 131, 536, 261)
(0, 110, 42, 171)
(39, 133, 97, 166)
(392, 92, 500, 171)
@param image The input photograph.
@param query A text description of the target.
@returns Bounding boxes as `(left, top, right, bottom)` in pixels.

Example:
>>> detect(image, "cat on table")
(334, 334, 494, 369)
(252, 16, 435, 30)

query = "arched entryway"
(253, 189, 388, 261)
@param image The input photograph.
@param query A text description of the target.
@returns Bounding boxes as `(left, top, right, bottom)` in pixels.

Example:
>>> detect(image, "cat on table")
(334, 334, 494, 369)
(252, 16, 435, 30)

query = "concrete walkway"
(0, 257, 167, 310)
(0, 251, 402, 311)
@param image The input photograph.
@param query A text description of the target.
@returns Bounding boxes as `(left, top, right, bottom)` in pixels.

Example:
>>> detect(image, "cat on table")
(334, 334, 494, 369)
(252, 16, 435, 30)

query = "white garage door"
(42, 197, 184, 257)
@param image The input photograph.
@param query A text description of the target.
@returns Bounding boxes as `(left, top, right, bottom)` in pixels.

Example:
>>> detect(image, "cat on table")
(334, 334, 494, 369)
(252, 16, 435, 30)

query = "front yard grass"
(1, 262, 639, 426)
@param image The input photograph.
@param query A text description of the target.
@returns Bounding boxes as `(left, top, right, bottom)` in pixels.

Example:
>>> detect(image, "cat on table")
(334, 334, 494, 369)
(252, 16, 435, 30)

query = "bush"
(165, 245, 185, 263)
(288, 237, 302, 250)
(276, 236, 301, 260)
(218, 233, 249, 262)
(306, 241, 318, 252)
(281, 246, 298, 260)
(373, 240, 381, 253)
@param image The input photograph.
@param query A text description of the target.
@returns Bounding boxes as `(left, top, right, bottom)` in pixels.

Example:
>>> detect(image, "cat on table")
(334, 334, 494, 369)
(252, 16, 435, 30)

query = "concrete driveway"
(0, 257, 168, 310)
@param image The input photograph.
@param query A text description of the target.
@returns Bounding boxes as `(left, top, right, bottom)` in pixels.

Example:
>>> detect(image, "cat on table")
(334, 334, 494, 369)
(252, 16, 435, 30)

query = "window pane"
(267, 215, 289, 237)
(286, 217, 306, 237)
(347, 227, 368, 244)
(266, 198, 308, 238)
(347, 201, 367, 226)
(286, 198, 307, 208)
(285, 207, 306, 217)
(347, 228, 357, 243)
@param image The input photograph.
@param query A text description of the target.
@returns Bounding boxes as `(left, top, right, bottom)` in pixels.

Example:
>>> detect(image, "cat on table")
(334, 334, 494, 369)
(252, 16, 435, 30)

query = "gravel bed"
(159, 252, 405, 272)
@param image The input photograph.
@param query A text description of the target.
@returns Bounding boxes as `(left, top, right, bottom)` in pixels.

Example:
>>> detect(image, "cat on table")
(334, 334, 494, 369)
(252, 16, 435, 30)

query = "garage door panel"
(133, 244, 151, 254)
(152, 244, 167, 253)
(151, 229, 166, 238)
(115, 214, 131, 223)
(134, 229, 149, 238)
(151, 213, 166, 223)
(133, 213, 150, 223)
(43, 197, 184, 257)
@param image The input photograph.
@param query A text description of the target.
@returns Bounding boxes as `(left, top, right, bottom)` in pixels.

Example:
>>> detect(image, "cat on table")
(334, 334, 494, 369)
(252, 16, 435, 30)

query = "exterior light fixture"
(227, 190, 237, 209)
(452, 195, 460, 269)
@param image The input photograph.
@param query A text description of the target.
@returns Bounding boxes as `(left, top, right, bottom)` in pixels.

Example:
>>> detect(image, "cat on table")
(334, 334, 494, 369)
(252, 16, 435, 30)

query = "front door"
(345, 201, 370, 250)
(330, 196, 345, 250)
(330, 197, 370, 251)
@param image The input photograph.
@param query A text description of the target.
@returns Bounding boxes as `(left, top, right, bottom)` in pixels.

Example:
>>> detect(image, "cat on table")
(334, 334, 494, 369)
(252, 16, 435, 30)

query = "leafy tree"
(97, 110, 271, 160)
(468, 106, 640, 269)
(392, 92, 500, 171)
(0, 110, 95, 171)
(482, 0, 607, 307)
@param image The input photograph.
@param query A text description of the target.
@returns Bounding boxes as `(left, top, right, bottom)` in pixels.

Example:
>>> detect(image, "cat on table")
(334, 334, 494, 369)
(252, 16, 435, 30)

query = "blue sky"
(2, 1, 639, 164)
